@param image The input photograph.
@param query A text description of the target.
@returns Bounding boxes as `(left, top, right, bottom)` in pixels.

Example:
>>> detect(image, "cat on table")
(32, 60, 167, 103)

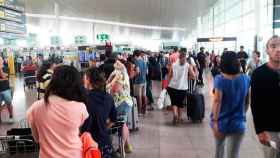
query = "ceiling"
(25, 0, 216, 30)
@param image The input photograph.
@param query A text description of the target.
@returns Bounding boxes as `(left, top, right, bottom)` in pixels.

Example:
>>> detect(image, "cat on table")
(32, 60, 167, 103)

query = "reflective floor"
(0, 73, 264, 158)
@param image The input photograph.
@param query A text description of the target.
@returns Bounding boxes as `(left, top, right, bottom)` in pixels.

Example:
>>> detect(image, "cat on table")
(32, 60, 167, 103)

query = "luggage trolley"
(109, 119, 126, 158)
(0, 119, 39, 158)
(0, 135, 39, 158)
(22, 65, 37, 90)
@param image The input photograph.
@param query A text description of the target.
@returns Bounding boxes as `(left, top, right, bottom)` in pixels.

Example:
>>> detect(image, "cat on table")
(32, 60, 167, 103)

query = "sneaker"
(125, 144, 133, 153)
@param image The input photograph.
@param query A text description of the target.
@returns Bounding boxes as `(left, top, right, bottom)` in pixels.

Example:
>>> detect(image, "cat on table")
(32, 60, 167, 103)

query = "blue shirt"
(134, 58, 147, 84)
(210, 74, 250, 134)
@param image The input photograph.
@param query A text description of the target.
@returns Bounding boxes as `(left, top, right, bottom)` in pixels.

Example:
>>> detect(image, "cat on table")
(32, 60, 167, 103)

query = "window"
(243, 0, 254, 14)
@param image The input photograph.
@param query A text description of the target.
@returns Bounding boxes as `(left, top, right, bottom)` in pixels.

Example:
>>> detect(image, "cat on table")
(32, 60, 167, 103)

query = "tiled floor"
(0, 73, 265, 158)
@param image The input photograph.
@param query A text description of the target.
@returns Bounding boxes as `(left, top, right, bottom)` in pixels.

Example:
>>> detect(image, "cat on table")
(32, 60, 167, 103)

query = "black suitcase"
(186, 88, 205, 123)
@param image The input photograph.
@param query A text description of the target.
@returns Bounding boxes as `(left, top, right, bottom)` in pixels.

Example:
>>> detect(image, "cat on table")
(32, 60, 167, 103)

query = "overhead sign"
(0, 0, 25, 12)
(96, 33, 109, 42)
(123, 47, 131, 51)
(197, 37, 237, 42)
(51, 36, 62, 46)
(0, 31, 25, 39)
(0, 19, 25, 34)
(0, 7, 25, 23)
(75, 35, 87, 45)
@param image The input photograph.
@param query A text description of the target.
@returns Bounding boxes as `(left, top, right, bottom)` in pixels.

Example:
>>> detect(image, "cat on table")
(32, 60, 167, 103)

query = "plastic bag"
(157, 89, 166, 110)
(164, 92, 171, 107)
(157, 89, 171, 109)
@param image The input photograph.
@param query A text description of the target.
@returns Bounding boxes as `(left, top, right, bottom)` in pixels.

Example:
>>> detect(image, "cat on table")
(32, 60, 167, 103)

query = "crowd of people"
(0, 35, 278, 158)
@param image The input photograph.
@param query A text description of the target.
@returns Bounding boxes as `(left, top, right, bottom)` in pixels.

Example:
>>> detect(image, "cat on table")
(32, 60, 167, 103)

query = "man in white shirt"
(167, 51, 195, 125)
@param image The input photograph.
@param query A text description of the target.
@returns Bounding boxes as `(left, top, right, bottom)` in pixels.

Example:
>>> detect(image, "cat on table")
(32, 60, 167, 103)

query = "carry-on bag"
(186, 81, 205, 122)
(127, 97, 139, 131)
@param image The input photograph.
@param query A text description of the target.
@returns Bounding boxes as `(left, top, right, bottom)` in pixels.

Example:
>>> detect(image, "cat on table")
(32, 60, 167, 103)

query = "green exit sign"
(97, 34, 109, 42)
(51, 36, 62, 46)
(75, 35, 87, 45)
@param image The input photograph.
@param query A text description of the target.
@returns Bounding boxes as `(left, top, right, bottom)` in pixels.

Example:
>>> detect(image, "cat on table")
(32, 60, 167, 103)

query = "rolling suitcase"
(127, 97, 139, 131)
(186, 81, 205, 122)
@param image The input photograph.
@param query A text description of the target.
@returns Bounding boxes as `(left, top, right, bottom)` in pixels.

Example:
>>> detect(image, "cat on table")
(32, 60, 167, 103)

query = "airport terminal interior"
(0, 0, 279, 158)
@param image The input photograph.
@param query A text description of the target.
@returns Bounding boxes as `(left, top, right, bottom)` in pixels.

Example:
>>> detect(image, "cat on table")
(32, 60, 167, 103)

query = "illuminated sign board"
(51, 36, 62, 46)
(197, 37, 237, 42)
(0, 0, 25, 12)
(75, 35, 87, 45)
(209, 37, 224, 42)
(0, 19, 25, 34)
(0, 7, 24, 23)
(97, 33, 109, 42)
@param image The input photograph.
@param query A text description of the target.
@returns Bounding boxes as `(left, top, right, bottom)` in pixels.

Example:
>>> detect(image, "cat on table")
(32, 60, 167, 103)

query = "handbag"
(80, 116, 101, 158)
(81, 132, 101, 158)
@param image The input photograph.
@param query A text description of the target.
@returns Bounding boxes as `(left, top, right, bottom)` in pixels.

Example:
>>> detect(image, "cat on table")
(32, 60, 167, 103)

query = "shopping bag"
(164, 92, 171, 107)
(157, 89, 166, 110)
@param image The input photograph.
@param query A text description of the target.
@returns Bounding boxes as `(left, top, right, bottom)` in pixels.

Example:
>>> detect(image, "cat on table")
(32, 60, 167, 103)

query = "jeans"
(263, 132, 280, 158)
(0, 89, 12, 105)
(116, 101, 132, 123)
(215, 133, 245, 158)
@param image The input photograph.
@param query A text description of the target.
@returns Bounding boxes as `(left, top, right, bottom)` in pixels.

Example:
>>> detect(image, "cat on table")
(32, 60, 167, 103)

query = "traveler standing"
(27, 65, 88, 158)
(211, 55, 221, 78)
(210, 51, 250, 158)
(133, 50, 148, 115)
(196, 47, 207, 85)
(0, 57, 13, 122)
(107, 60, 133, 153)
(250, 35, 280, 158)
(83, 67, 118, 158)
(169, 47, 180, 65)
(237, 46, 249, 73)
(246, 50, 264, 76)
(211, 55, 222, 94)
(167, 51, 195, 125)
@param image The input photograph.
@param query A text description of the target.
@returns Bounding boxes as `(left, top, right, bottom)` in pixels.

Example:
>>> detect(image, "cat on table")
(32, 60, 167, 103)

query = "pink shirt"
(27, 95, 89, 158)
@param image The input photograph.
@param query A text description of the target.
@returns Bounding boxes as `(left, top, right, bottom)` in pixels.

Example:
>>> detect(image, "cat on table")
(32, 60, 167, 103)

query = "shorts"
(116, 101, 132, 122)
(0, 89, 12, 106)
(133, 83, 146, 97)
(167, 87, 187, 108)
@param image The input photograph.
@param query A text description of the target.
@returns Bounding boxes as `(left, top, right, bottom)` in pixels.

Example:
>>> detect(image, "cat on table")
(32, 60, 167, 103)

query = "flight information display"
(0, 0, 25, 39)
(0, 0, 25, 12)
(0, 19, 26, 34)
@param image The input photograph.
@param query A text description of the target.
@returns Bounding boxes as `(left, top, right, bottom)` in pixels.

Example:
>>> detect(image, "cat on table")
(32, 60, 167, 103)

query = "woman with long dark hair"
(27, 65, 88, 158)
